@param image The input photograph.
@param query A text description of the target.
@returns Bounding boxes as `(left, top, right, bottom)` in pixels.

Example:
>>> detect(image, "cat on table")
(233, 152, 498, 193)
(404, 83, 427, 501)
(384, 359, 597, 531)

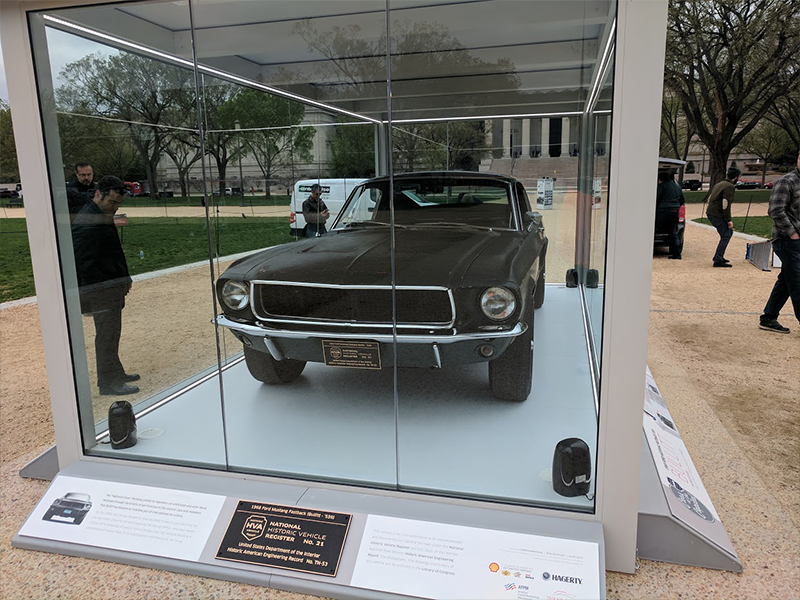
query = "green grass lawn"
(693, 216, 773, 239)
(684, 189, 772, 204)
(121, 194, 291, 208)
(0, 217, 294, 303)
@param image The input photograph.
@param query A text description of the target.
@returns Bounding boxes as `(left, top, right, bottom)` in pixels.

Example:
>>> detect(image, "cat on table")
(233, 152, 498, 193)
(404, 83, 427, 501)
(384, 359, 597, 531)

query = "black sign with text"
(216, 501, 352, 577)
(322, 340, 381, 369)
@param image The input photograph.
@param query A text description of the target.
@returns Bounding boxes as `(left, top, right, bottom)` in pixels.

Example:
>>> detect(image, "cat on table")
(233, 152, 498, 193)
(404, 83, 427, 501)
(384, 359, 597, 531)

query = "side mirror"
(525, 211, 544, 231)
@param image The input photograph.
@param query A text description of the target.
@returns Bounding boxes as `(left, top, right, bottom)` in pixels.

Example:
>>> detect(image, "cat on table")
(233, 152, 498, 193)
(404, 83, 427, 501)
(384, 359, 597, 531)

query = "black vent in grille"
(255, 284, 452, 325)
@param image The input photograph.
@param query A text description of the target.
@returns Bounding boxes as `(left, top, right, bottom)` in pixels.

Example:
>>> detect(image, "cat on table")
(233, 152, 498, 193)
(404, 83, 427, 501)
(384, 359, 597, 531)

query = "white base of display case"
(82, 284, 597, 512)
(14, 460, 607, 600)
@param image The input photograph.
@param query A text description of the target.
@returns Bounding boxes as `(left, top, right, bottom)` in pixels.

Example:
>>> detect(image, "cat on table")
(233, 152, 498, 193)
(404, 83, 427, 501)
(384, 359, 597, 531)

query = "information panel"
(351, 515, 601, 599)
(216, 501, 352, 577)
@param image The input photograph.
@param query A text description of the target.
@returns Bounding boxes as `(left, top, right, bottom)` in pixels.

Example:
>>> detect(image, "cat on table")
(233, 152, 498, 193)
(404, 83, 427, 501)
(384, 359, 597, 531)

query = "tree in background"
(59, 52, 195, 198)
(739, 120, 793, 186)
(200, 77, 246, 190)
(0, 100, 20, 182)
(328, 121, 375, 178)
(660, 87, 695, 182)
(664, 0, 800, 187)
(223, 88, 314, 197)
(766, 93, 800, 159)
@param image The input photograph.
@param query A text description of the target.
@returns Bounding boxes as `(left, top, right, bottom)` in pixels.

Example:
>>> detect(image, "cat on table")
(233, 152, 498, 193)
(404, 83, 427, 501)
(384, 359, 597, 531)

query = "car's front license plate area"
(322, 340, 381, 370)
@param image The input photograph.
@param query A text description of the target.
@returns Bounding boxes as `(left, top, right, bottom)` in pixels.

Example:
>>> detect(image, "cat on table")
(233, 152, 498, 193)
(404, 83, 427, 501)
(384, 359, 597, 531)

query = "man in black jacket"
(72, 176, 139, 396)
(66, 163, 98, 219)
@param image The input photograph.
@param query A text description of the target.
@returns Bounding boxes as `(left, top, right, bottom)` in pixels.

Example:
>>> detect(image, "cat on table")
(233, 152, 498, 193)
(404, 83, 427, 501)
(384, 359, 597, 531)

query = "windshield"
(335, 177, 515, 230)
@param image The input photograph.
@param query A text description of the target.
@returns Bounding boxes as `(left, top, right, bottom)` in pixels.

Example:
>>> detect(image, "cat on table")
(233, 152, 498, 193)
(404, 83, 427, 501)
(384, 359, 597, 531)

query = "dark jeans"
(656, 208, 682, 257)
(83, 289, 127, 387)
(761, 238, 800, 324)
(708, 215, 733, 263)
(305, 223, 327, 238)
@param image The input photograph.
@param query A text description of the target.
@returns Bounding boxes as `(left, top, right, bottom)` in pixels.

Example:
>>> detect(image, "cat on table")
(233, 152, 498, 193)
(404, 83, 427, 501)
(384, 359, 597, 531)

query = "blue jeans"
(761, 238, 800, 324)
(708, 215, 732, 263)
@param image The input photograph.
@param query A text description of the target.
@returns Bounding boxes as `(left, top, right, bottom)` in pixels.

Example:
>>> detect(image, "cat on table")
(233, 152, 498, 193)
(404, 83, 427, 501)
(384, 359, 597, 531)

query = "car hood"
(225, 227, 524, 288)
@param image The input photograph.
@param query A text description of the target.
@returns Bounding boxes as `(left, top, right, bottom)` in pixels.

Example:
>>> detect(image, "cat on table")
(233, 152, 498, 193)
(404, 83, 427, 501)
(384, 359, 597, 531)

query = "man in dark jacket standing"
(72, 176, 139, 395)
(656, 170, 686, 259)
(302, 183, 330, 237)
(705, 167, 740, 267)
(758, 151, 800, 334)
(66, 163, 98, 219)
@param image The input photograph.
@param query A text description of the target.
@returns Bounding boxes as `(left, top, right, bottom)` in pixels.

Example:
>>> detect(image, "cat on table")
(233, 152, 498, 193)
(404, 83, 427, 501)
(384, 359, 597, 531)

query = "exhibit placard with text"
(643, 369, 739, 558)
(18, 475, 226, 561)
(351, 515, 601, 600)
(216, 500, 351, 576)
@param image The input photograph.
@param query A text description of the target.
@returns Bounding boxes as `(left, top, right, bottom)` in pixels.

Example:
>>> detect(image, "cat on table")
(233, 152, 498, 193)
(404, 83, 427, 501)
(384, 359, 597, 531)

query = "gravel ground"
(0, 217, 798, 599)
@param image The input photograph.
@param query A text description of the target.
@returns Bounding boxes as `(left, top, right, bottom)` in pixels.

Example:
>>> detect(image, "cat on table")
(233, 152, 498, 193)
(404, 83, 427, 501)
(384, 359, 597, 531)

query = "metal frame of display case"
(1, 0, 669, 575)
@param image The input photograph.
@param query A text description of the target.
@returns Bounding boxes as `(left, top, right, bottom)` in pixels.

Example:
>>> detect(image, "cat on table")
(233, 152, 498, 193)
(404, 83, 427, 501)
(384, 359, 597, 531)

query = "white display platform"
(91, 285, 597, 512)
(14, 461, 606, 600)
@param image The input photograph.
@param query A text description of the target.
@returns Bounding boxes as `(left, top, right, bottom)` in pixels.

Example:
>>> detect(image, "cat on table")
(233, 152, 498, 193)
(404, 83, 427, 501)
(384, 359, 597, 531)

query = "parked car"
(43, 492, 92, 525)
(215, 172, 548, 401)
(735, 179, 761, 189)
(681, 179, 702, 191)
(763, 181, 775, 189)
(0, 188, 19, 199)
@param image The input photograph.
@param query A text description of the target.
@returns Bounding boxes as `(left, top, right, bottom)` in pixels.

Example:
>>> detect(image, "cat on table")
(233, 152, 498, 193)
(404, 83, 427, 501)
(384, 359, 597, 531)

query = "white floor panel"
(90, 286, 598, 510)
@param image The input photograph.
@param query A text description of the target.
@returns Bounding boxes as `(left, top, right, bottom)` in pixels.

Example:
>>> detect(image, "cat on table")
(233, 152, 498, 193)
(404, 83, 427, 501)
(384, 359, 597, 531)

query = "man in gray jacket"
(758, 152, 800, 334)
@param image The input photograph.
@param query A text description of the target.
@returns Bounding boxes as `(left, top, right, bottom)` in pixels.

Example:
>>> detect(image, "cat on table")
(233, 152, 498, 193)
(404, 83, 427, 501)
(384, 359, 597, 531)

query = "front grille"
(253, 283, 453, 326)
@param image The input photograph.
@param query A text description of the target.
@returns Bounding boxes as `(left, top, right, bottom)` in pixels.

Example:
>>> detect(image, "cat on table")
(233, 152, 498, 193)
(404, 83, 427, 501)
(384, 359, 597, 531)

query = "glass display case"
(26, 0, 619, 517)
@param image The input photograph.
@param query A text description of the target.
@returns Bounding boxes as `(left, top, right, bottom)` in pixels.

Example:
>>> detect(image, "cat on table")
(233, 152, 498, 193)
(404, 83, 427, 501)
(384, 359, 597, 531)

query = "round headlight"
(480, 287, 516, 320)
(221, 280, 249, 311)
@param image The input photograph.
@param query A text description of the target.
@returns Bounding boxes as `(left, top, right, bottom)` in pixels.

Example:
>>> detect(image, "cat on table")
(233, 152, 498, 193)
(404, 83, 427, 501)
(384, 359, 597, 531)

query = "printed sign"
(352, 515, 601, 599)
(536, 178, 554, 210)
(216, 501, 351, 577)
(18, 475, 225, 562)
(298, 185, 331, 194)
(643, 369, 738, 557)
(322, 340, 381, 369)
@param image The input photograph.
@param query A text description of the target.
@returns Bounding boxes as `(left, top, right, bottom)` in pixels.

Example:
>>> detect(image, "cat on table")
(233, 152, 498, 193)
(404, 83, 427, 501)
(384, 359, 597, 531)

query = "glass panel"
(192, 0, 397, 487)
(389, 0, 615, 510)
(29, 2, 228, 468)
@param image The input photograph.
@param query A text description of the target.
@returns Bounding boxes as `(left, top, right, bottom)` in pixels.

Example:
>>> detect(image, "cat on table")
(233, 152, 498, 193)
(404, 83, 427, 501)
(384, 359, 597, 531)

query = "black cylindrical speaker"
(108, 401, 137, 449)
(552, 437, 591, 497)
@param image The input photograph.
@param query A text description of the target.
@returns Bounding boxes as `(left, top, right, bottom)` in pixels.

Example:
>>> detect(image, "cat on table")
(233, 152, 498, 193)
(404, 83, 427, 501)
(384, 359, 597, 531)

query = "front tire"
(244, 345, 306, 384)
(489, 302, 533, 402)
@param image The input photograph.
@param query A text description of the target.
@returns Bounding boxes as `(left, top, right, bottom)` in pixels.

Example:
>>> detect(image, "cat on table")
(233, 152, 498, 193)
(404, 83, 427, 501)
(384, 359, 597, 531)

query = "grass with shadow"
(0, 216, 294, 303)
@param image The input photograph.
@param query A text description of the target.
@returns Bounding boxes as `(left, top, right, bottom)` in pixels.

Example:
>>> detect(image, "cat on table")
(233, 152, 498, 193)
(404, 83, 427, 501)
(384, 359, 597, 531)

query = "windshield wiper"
(338, 220, 406, 229)
(411, 221, 492, 230)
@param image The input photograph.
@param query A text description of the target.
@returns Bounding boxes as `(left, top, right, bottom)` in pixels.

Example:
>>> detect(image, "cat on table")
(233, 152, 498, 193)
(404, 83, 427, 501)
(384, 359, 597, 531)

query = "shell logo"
(489, 563, 500, 572)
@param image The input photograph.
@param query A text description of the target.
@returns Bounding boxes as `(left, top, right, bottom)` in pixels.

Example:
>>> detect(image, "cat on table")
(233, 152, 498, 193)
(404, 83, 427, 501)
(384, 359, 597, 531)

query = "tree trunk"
(707, 151, 729, 191)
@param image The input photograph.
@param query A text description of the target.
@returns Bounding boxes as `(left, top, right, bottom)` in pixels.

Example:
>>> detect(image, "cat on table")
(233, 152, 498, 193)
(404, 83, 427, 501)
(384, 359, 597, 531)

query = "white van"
(290, 178, 366, 236)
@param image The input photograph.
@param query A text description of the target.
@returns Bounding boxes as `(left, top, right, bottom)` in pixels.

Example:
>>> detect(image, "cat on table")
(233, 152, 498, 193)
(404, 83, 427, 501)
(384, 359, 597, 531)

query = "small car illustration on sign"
(43, 492, 92, 525)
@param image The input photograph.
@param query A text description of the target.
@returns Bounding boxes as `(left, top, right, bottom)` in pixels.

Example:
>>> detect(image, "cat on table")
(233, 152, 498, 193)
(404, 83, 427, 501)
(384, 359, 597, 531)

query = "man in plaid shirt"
(759, 151, 800, 334)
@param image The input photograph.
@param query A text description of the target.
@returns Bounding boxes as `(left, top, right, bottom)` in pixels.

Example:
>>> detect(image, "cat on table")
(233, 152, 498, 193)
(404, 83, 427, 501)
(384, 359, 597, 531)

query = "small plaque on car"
(322, 340, 381, 369)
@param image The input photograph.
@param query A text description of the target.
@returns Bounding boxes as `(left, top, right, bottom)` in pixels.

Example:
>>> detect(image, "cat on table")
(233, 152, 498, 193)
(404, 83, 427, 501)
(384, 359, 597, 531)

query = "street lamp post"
(235, 120, 245, 206)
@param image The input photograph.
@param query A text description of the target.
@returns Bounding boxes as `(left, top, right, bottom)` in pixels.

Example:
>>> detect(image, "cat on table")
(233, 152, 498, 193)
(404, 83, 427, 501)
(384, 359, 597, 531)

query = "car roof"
(363, 171, 518, 185)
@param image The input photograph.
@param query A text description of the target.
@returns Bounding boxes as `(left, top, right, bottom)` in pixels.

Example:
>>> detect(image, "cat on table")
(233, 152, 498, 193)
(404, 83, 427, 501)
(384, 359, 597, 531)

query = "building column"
(502, 119, 511, 158)
(561, 117, 570, 156)
(541, 118, 550, 157)
(521, 118, 531, 158)
(485, 119, 493, 150)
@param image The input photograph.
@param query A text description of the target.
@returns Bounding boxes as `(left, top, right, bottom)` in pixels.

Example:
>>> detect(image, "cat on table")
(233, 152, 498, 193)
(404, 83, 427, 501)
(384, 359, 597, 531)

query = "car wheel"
(533, 270, 545, 309)
(244, 345, 306, 384)
(73, 513, 87, 525)
(488, 301, 533, 402)
(43, 509, 57, 521)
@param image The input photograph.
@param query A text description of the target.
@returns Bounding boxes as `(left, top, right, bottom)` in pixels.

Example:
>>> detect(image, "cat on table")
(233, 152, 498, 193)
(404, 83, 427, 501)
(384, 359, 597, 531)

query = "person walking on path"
(706, 166, 741, 267)
(656, 170, 686, 259)
(758, 152, 800, 334)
